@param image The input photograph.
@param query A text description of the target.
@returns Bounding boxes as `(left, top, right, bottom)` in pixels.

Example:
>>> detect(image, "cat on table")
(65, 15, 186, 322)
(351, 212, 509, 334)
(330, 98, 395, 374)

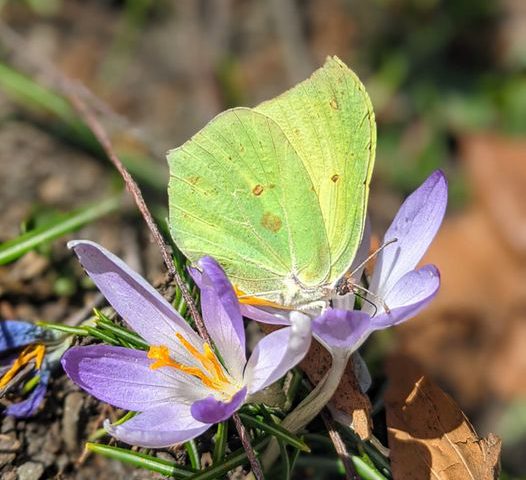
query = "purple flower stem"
(262, 353, 349, 469)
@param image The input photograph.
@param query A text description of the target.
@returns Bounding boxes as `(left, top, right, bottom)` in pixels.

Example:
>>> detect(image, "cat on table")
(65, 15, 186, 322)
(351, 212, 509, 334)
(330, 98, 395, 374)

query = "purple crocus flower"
(61, 241, 311, 448)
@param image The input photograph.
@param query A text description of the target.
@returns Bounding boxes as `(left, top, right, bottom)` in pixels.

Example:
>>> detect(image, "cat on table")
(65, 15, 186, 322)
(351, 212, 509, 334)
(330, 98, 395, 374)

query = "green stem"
(261, 353, 348, 469)
(212, 421, 228, 465)
(185, 440, 200, 470)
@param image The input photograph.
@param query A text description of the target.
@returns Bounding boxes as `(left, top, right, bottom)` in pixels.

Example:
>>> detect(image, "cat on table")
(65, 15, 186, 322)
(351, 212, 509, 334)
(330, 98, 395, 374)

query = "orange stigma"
(147, 335, 234, 393)
(0, 344, 45, 388)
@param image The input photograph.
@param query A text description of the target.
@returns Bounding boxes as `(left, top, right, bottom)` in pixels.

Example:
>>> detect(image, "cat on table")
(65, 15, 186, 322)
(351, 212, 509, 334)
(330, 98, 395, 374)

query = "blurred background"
(0, 0, 525, 478)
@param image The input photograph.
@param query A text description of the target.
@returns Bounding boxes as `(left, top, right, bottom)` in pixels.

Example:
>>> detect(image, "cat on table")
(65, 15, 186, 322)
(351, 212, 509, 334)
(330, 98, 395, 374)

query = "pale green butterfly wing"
(255, 56, 376, 285)
(168, 108, 330, 303)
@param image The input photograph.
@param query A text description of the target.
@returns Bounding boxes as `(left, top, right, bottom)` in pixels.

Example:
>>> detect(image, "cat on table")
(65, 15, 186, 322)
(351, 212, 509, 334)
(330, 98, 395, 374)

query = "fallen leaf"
(386, 355, 501, 480)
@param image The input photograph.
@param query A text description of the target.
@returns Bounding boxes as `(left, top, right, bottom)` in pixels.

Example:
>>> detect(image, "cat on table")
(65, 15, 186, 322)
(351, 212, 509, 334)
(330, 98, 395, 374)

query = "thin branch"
(62, 86, 210, 344)
(232, 412, 265, 480)
(321, 410, 360, 480)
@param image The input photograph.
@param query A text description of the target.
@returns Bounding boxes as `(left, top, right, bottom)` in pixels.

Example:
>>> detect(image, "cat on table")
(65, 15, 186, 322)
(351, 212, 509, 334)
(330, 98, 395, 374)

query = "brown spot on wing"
(330, 98, 339, 110)
(261, 212, 282, 233)
(252, 184, 264, 196)
(331, 174, 340, 183)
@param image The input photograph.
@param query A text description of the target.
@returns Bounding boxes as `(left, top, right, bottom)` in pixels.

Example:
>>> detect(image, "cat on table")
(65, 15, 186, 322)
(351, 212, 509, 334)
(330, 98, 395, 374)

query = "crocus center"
(0, 343, 45, 388)
(147, 334, 238, 395)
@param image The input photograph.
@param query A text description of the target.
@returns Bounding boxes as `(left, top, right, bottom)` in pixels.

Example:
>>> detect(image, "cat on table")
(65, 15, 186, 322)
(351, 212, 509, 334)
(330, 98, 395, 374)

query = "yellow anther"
(0, 344, 46, 388)
(147, 344, 220, 390)
(147, 335, 234, 393)
(203, 343, 228, 383)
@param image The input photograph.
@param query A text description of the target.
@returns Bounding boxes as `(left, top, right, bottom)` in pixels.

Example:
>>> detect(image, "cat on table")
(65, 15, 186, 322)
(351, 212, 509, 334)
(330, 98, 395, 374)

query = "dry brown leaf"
(386, 355, 501, 480)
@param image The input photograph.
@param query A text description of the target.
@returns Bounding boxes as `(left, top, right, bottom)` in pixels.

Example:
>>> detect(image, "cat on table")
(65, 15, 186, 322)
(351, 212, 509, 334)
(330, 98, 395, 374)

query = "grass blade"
(352, 456, 389, 480)
(212, 421, 228, 465)
(184, 440, 200, 470)
(86, 442, 196, 478)
(94, 310, 149, 350)
(36, 322, 88, 336)
(0, 196, 120, 265)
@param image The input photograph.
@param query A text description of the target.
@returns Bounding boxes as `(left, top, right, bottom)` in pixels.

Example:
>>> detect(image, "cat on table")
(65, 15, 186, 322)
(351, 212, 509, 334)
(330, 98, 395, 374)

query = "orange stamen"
(0, 344, 45, 388)
(147, 345, 219, 389)
(175, 334, 229, 383)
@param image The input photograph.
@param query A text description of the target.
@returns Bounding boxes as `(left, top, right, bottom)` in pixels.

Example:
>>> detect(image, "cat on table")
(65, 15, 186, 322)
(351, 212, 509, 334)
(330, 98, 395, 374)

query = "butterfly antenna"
(349, 237, 398, 277)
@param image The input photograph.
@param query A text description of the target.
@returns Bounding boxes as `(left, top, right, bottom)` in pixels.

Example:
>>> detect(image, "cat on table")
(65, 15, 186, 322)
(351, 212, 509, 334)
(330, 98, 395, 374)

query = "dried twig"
(63, 88, 211, 344)
(232, 412, 265, 480)
(321, 410, 360, 480)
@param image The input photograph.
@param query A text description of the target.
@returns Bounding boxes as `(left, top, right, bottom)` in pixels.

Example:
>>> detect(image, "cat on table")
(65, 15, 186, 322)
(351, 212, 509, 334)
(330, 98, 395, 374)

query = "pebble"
(16, 461, 44, 480)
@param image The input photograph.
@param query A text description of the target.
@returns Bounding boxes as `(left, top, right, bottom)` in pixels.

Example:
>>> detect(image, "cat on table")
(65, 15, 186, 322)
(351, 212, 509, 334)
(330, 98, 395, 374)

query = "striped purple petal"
(61, 345, 208, 411)
(369, 170, 447, 298)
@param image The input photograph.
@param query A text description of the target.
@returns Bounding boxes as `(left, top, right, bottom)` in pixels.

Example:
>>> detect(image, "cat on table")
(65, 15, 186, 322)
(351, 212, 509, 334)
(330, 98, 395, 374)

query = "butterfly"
(167, 56, 376, 310)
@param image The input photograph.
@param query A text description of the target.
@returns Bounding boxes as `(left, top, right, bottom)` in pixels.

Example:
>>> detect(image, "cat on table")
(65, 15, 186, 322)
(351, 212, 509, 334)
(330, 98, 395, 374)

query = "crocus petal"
(5, 369, 50, 418)
(312, 309, 371, 355)
(62, 345, 209, 411)
(189, 257, 246, 380)
(244, 312, 311, 394)
(105, 404, 210, 448)
(0, 320, 42, 351)
(369, 170, 447, 297)
(190, 386, 247, 424)
(240, 304, 292, 326)
(68, 240, 202, 357)
(371, 265, 440, 329)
